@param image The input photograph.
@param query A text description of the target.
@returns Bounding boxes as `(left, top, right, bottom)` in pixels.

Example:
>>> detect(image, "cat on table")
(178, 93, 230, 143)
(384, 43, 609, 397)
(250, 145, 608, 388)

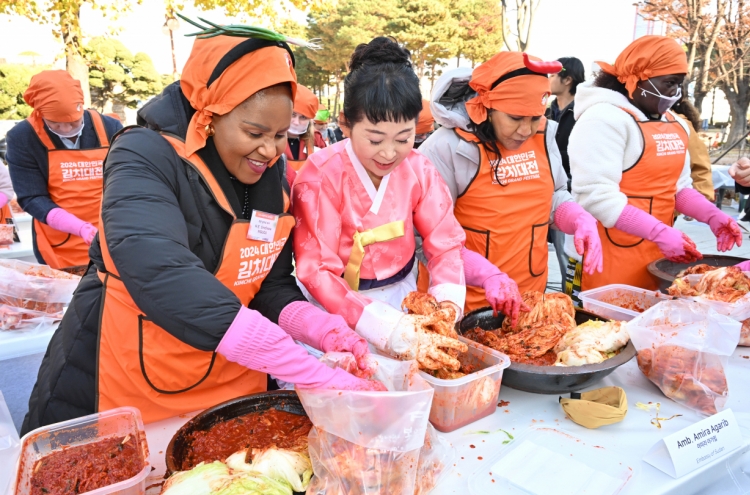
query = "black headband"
(207, 38, 295, 88)
(490, 67, 548, 90)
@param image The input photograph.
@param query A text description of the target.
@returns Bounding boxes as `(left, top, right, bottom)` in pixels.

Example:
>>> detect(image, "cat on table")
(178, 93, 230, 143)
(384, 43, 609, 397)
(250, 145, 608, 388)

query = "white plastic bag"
(675, 272, 750, 346)
(0, 259, 80, 331)
(0, 390, 21, 495)
(298, 354, 453, 495)
(627, 300, 741, 415)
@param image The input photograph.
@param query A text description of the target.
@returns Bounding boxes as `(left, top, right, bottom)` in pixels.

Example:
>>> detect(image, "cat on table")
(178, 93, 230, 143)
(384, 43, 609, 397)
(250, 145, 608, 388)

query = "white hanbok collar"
(345, 139, 390, 215)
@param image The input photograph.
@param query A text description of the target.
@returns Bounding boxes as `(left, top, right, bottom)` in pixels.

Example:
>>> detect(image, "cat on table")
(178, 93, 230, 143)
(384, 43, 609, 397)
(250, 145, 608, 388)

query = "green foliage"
(85, 37, 164, 110)
(388, 0, 458, 79)
(0, 64, 45, 120)
(454, 0, 504, 67)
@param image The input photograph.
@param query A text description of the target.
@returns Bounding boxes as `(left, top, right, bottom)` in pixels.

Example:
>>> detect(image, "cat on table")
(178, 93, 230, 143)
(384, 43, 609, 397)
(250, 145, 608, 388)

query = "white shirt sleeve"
(568, 104, 638, 228)
(546, 120, 574, 227)
(0, 164, 14, 203)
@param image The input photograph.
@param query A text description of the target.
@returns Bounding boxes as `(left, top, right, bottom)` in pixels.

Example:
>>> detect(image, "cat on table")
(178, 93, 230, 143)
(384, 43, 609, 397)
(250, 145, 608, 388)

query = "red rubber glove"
(279, 301, 376, 378)
(737, 260, 750, 271)
(461, 247, 528, 326)
(651, 224, 703, 263)
(615, 204, 703, 263)
(218, 306, 384, 391)
(553, 202, 604, 275)
(675, 188, 743, 252)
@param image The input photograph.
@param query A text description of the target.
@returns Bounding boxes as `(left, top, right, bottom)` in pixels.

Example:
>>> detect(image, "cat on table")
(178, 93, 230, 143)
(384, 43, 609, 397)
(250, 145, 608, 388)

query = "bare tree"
(639, 0, 727, 112)
(501, 0, 540, 52)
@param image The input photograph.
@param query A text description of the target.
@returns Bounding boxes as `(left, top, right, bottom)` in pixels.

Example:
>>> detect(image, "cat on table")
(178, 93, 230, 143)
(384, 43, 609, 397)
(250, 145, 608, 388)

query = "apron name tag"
(248, 210, 279, 243)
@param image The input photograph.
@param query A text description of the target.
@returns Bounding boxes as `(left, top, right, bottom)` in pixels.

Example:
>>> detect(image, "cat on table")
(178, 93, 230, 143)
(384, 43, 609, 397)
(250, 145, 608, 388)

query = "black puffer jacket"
(22, 82, 306, 433)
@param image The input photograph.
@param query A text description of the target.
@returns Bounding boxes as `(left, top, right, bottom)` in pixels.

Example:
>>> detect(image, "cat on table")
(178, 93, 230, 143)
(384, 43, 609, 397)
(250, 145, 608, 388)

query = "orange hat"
(23, 70, 84, 125)
(180, 36, 297, 156)
(415, 100, 434, 134)
(466, 52, 559, 123)
(597, 35, 688, 98)
(294, 85, 318, 120)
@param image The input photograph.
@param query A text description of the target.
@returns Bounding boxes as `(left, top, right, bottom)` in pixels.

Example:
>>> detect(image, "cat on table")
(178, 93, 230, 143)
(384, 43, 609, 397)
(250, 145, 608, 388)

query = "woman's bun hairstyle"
(344, 37, 423, 127)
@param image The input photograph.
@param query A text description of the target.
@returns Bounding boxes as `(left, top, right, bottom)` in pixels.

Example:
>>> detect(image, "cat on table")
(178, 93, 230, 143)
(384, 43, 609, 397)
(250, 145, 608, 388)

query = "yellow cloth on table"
(344, 221, 405, 291)
(559, 386, 628, 429)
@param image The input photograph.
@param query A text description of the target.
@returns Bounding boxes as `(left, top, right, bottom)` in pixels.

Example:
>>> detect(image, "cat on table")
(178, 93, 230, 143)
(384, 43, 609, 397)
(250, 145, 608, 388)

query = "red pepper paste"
(27, 435, 143, 495)
(184, 409, 312, 470)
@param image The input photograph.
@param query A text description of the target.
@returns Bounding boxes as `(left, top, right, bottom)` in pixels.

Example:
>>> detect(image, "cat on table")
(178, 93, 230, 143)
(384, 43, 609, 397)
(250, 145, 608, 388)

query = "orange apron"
(581, 110, 687, 291)
(453, 123, 555, 312)
(96, 133, 295, 423)
(31, 110, 108, 269)
(284, 140, 311, 171)
(0, 202, 18, 244)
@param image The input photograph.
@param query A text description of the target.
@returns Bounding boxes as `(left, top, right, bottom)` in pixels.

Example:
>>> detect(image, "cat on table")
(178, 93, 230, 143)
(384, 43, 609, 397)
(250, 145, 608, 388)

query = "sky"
(0, 0, 731, 121)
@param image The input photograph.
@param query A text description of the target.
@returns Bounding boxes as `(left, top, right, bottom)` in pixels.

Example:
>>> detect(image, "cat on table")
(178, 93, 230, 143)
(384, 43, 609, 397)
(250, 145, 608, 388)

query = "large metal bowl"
(165, 390, 307, 476)
(458, 306, 636, 394)
(648, 255, 748, 292)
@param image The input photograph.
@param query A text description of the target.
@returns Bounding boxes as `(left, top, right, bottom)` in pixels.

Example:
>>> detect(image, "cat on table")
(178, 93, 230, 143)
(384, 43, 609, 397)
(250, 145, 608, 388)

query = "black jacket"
(22, 82, 306, 433)
(546, 98, 575, 181)
(5, 111, 122, 263)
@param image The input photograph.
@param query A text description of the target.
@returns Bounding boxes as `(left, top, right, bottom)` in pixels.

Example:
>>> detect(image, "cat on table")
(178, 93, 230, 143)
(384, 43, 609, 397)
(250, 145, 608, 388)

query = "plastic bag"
(627, 300, 741, 415)
(0, 259, 81, 331)
(675, 272, 750, 346)
(0, 390, 21, 495)
(298, 354, 453, 495)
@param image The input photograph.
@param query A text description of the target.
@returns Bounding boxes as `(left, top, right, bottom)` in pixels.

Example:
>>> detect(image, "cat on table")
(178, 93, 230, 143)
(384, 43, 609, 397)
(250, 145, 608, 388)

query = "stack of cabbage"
(161, 448, 313, 495)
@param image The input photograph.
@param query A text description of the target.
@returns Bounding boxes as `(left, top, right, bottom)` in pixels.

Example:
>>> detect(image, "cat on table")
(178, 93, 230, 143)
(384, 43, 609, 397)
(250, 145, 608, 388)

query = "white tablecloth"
(142, 348, 750, 495)
(713, 165, 737, 190)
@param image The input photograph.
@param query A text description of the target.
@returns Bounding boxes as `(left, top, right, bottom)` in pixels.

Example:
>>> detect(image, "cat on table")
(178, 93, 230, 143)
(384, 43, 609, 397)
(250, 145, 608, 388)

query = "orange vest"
(96, 133, 295, 423)
(581, 111, 687, 291)
(31, 110, 108, 269)
(453, 123, 555, 312)
(284, 139, 311, 171)
(0, 202, 17, 244)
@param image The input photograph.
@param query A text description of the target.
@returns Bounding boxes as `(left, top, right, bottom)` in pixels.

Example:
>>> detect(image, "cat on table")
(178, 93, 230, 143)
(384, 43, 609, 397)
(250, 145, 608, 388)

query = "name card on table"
(643, 408, 743, 478)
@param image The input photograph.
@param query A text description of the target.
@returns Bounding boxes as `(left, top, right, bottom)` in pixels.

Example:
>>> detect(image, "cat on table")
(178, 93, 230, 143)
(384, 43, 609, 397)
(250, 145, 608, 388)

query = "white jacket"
(568, 81, 693, 228)
(0, 163, 13, 205)
(420, 68, 573, 228)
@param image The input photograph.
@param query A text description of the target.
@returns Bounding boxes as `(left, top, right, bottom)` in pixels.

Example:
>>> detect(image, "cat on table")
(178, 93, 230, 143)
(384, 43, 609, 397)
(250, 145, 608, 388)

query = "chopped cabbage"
(213, 473, 293, 495)
(225, 448, 313, 492)
(161, 461, 233, 495)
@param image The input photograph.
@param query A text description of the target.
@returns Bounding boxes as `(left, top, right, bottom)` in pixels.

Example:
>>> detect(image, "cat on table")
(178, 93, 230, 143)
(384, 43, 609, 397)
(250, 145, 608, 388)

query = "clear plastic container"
(0, 223, 14, 246)
(468, 427, 635, 495)
(11, 407, 150, 495)
(420, 336, 510, 432)
(579, 283, 672, 321)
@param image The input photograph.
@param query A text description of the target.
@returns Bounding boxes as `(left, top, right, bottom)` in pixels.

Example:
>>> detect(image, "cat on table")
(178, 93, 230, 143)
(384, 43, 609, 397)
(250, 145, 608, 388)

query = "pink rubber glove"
(737, 260, 750, 271)
(461, 247, 527, 326)
(46, 208, 98, 246)
(615, 205, 703, 263)
(279, 301, 376, 378)
(675, 188, 743, 252)
(554, 201, 604, 274)
(219, 306, 385, 391)
(0, 192, 8, 210)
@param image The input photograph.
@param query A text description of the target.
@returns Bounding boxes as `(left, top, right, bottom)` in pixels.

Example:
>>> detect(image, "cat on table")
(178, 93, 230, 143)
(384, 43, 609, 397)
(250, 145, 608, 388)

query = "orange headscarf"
(294, 85, 319, 120)
(23, 70, 84, 132)
(466, 52, 552, 123)
(416, 100, 434, 134)
(180, 36, 297, 157)
(597, 35, 688, 98)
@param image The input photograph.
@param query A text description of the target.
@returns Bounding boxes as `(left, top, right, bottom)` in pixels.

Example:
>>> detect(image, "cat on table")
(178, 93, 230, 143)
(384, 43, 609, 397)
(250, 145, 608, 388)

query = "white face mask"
(44, 120, 85, 139)
(288, 121, 309, 136)
(638, 80, 682, 115)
